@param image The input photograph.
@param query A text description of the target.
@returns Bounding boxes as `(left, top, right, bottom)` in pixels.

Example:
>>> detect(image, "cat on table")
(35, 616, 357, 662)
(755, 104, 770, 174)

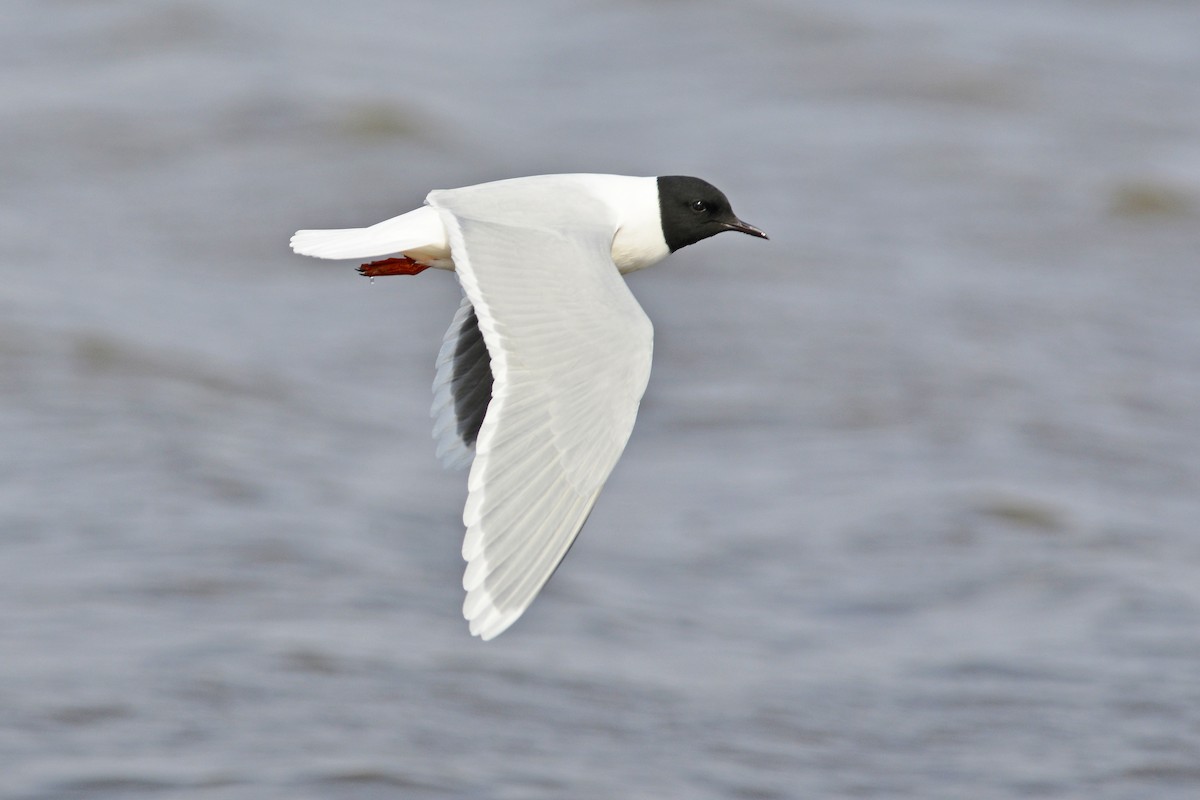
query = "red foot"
(358, 256, 431, 277)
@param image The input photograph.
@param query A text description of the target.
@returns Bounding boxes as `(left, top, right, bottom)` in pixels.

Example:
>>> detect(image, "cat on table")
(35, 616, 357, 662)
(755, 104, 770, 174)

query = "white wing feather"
(429, 181, 654, 640)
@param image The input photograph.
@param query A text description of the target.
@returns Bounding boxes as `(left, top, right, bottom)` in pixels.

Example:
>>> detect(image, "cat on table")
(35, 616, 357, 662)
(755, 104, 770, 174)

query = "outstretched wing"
(429, 183, 654, 640)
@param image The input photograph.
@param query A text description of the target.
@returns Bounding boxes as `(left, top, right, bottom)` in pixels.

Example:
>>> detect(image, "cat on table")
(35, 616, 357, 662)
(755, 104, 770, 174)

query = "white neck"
(587, 175, 670, 274)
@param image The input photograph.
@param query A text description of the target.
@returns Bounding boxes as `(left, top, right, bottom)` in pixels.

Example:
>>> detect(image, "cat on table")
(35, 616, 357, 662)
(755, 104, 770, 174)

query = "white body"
(291, 174, 672, 639)
(291, 174, 670, 274)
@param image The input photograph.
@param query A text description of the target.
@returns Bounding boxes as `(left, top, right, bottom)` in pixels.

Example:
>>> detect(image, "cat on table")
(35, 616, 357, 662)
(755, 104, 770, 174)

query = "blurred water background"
(3, 1, 1200, 798)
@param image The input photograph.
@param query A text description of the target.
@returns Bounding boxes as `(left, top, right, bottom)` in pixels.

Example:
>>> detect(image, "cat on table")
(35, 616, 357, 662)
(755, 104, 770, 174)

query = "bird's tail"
(290, 228, 380, 259)
(290, 205, 446, 260)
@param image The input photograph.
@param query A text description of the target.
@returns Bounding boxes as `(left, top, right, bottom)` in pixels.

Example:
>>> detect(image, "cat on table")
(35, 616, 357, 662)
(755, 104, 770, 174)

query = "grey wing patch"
(452, 304, 492, 446)
(431, 295, 494, 470)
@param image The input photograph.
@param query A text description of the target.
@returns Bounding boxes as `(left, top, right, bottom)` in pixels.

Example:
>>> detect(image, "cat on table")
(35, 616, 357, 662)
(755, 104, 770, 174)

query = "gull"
(291, 174, 766, 639)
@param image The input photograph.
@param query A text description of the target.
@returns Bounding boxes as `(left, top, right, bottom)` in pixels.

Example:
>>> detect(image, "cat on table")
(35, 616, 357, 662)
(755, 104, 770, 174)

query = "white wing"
(429, 181, 654, 640)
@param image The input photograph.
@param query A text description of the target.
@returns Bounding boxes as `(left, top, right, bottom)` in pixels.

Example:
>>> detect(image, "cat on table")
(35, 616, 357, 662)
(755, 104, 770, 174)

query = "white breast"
(582, 175, 671, 274)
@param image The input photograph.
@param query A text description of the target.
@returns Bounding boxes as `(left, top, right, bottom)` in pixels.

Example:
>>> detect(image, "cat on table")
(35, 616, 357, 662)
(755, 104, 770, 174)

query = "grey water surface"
(3, 1, 1200, 798)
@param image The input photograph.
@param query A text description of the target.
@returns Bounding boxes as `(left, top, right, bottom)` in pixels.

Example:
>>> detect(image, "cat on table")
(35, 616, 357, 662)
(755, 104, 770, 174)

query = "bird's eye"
(690, 200, 709, 213)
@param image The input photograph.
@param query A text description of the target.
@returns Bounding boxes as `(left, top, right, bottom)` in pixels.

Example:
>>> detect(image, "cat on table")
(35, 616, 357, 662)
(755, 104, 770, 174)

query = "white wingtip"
(465, 588, 524, 641)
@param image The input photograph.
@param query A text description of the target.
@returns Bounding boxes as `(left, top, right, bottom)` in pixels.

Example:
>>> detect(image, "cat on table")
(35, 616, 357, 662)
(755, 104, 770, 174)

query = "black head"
(656, 175, 768, 253)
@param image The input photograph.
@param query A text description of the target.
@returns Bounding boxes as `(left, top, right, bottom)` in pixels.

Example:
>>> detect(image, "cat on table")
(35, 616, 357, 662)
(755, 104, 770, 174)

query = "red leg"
(358, 256, 431, 277)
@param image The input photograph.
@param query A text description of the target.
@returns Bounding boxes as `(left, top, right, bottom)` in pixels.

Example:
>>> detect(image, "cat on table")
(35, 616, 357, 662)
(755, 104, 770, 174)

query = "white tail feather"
(290, 228, 372, 259)
(290, 205, 449, 261)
